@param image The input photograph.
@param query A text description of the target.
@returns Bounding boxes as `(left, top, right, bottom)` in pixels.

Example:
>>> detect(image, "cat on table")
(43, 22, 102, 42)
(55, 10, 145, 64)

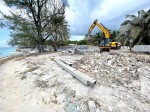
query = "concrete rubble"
(88, 101, 97, 112)
(73, 51, 150, 90)
(60, 45, 100, 54)
(71, 50, 150, 111)
(53, 58, 96, 86)
(0, 49, 150, 112)
(132, 45, 150, 53)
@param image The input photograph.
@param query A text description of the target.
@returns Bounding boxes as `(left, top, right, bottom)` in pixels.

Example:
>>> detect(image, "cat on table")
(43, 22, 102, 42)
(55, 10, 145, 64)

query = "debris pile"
(77, 46, 99, 54)
(1, 51, 149, 112)
(73, 52, 150, 90)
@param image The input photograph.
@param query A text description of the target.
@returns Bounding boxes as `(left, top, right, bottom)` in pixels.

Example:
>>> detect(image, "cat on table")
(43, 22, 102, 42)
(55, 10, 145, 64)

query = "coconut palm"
(88, 31, 104, 45)
(109, 30, 118, 41)
(93, 31, 104, 44)
(48, 15, 70, 51)
(117, 9, 150, 49)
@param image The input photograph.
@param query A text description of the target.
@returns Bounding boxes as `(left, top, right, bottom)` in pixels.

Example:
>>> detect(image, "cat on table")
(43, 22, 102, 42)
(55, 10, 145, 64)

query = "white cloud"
(0, 0, 150, 42)
(66, 0, 150, 38)
(70, 35, 84, 41)
(0, 1, 10, 16)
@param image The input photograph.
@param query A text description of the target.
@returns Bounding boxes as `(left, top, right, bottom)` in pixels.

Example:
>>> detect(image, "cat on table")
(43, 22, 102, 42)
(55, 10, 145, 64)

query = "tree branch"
(42, 34, 50, 42)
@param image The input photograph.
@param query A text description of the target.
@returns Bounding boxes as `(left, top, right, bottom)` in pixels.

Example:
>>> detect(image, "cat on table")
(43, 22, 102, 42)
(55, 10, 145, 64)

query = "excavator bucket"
(85, 34, 92, 40)
(85, 34, 89, 40)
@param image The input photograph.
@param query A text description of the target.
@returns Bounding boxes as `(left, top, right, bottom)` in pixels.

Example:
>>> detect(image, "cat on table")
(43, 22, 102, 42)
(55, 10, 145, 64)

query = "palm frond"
(120, 20, 130, 26)
(126, 14, 136, 19)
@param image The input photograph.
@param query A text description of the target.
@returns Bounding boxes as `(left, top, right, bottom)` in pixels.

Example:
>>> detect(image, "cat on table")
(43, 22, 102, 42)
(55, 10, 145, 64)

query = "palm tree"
(90, 30, 118, 46)
(117, 9, 150, 49)
(48, 15, 70, 51)
(89, 31, 105, 45)
(109, 30, 118, 41)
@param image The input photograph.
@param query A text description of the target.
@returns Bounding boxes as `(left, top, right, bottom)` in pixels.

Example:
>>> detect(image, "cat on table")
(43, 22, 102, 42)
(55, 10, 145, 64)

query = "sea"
(0, 47, 16, 58)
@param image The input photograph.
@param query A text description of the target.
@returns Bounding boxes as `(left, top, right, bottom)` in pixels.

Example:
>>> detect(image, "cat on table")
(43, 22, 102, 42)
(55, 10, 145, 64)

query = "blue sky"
(0, 0, 150, 47)
(67, 0, 150, 41)
(0, 28, 10, 47)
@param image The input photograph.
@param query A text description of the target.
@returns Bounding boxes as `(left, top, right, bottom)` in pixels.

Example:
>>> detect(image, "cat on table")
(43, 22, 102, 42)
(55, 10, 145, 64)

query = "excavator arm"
(86, 19, 110, 39)
(86, 21, 96, 36)
(86, 19, 121, 52)
(86, 19, 111, 52)
(95, 20, 110, 38)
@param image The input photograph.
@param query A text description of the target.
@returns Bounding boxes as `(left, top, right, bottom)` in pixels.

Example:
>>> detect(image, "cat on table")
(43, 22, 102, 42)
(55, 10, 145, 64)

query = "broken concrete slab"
(72, 50, 150, 89)
(88, 101, 97, 112)
(132, 45, 150, 53)
(60, 59, 73, 66)
(137, 66, 150, 100)
(53, 59, 96, 86)
(138, 66, 150, 100)
(140, 76, 150, 100)
(1, 50, 150, 112)
(41, 74, 57, 81)
(96, 108, 101, 112)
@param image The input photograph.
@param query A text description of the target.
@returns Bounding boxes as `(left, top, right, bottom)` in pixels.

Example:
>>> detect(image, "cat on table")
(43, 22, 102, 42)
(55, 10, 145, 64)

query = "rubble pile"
(73, 52, 150, 90)
(77, 46, 100, 54)
(0, 51, 150, 112)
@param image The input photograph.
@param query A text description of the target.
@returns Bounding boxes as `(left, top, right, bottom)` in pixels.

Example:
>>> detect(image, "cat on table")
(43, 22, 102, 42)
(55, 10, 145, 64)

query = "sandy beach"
(0, 52, 84, 112)
(0, 51, 150, 112)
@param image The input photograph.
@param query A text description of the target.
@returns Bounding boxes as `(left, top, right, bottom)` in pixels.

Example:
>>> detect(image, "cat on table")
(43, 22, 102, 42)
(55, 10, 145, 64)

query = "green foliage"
(48, 39, 87, 47)
(88, 30, 118, 46)
(0, 21, 4, 28)
(117, 9, 150, 48)
(87, 31, 104, 45)
(2, 0, 70, 52)
(78, 40, 87, 45)
(8, 33, 37, 48)
(110, 30, 118, 41)
(3, 11, 37, 48)
(47, 14, 70, 51)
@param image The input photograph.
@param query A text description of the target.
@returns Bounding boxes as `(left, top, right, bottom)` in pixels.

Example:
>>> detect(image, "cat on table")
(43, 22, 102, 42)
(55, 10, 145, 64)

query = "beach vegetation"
(2, 0, 70, 52)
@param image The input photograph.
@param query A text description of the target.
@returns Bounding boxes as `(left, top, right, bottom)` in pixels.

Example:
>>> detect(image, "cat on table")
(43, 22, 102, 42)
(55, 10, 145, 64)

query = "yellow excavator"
(85, 19, 121, 52)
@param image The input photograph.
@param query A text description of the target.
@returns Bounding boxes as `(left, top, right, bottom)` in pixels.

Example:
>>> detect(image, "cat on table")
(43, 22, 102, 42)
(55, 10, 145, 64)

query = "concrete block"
(53, 59, 96, 86)
(138, 66, 150, 100)
(96, 108, 101, 112)
(88, 101, 97, 112)
(140, 76, 150, 100)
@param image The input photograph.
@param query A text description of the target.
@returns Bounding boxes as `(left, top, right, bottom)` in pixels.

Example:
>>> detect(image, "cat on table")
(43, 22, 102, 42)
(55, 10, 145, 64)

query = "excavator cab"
(99, 38, 111, 52)
(99, 38, 110, 47)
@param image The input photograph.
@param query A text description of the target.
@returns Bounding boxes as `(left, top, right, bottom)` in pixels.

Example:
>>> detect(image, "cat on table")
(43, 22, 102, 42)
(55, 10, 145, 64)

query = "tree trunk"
(53, 42, 57, 51)
(52, 35, 58, 52)
(38, 37, 44, 53)
(37, 45, 44, 53)
(54, 47, 57, 51)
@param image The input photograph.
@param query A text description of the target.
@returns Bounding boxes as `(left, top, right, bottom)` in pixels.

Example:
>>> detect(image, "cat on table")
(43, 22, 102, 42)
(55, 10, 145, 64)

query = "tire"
(106, 48, 110, 52)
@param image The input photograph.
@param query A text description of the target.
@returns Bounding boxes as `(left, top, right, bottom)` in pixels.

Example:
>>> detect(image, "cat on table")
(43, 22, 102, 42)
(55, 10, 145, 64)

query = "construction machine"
(85, 19, 121, 52)
(110, 42, 122, 49)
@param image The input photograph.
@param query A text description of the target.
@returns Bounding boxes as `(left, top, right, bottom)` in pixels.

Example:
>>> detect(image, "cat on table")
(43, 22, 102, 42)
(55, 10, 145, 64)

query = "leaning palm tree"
(117, 9, 150, 49)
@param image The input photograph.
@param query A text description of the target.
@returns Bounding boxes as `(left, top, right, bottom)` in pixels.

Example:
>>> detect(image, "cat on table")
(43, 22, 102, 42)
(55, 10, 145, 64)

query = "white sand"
(0, 51, 149, 112)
